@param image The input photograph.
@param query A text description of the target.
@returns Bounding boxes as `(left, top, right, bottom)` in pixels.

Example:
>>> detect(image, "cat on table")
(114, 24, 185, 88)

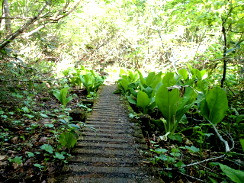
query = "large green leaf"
(40, 144, 54, 154)
(240, 139, 244, 152)
(127, 95, 136, 105)
(191, 69, 207, 80)
(80, 74, 92, 92)
(162, 72, 176, 87)
(219, 163, 244, 183)
(156, 85, 180, 121)
(53, 87, 72, 107)
(176, 87, 197, 121)
(191, 68, 202, 80)
(53, 90, 61, 102)
(137, 91, 150, 113)
(60, 87, 69, 106)
(178, 69, 188, 80)
(119, 78, 130, 92)
(145, 72, 156, 86)
(149, 72, 163, 89)
(201, 87, 228, 124)
(128, 70, 139, 82)
(156, 85, 196, 136)
(143, 86, 153, 97)
(138, 70, 146, 86)
(59, 132, 77, 149)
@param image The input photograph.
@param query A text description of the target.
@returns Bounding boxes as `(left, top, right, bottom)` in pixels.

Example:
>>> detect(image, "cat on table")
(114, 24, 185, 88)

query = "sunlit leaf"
(162, 72, 176, 87)
(54, 152, 65, 160)
(137, 91, 150, 113)
(178, 69, 188, 80)
(40, 113, 49, 118)
(200, 87, 228, 124)
(185, 145, 200, 153)
(153, 148, 168, 154)
(40, 144, 54, 154)
(44, 123, 54, 128)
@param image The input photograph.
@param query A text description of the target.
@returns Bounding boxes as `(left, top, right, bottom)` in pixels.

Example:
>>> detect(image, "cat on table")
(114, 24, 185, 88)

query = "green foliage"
(8, 156, 23, 165)
(118, 78, 130, 93)
(156, 85, 197, 137)
(63, 67, 104, 96)
(136, 91, 150, 113)
(178, 69, 188, 80)
(59, 131, 77, 149)
(219, 163, 244, 183)
(80, 70, 104, 95)
(117, 69, 139, 94)
(40, 144, 54, 154)
(34, 164, 44, 170)
(184, 145, 200, 153)
(162, 72, 176, 87)
(240, 139, 244, 152)
(63, 67, 83, 88)
(53, 152, 65, 160)
(150, 146, 185, 169)
(117, 68, 241, 182)
(0, 0, 242, 182)
(26, 152, 35, 158)
(200, 87, 228, 124)
(53, 87, 73, 107)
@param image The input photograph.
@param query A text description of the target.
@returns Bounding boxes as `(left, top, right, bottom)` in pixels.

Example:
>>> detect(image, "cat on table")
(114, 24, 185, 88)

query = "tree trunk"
(1, 0, 12, 34)
(220, 23, 227, 88)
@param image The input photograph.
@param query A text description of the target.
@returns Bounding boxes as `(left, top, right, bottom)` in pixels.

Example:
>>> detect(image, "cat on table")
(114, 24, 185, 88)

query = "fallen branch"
(209, 121, 234, 152)
(163, 121, 234, 172)
(178, 171, 205, 182)
(162, 154, 226, 171)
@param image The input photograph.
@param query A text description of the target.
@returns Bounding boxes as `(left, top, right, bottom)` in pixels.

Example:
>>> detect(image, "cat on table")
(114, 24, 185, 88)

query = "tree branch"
(0, 17, 34, 20)
(0, 2, 48, 49)
(22, 24, 46, 38)
(178, 171, 205, 182)
(0, 0, 81, 47)
(48, 0, 81, 22)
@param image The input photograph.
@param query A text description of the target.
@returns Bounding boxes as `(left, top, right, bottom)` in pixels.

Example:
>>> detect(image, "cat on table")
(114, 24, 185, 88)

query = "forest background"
(1, 0, 243, 82)
(0, 0, 243, 182)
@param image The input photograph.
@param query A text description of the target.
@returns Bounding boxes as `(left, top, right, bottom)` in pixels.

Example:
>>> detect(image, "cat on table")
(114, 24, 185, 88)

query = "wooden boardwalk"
(59, 85, 161, 183)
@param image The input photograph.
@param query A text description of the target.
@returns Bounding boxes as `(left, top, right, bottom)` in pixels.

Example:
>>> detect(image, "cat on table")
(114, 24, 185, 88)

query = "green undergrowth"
(0, 61, 104, 182)
(116, 68, 243, 183)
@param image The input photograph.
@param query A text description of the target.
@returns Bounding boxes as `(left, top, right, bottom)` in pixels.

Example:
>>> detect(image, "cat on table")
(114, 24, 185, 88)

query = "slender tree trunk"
(1, 0, 12, 34)
(220, 1, 233, 88)
(221, 22, 227, 88)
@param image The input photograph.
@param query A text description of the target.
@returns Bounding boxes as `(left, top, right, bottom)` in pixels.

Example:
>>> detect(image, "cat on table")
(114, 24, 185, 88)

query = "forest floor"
(57, 84, 162, 183)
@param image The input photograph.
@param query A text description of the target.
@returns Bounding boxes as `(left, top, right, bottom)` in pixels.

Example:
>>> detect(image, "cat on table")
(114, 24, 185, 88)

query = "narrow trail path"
(60, 85, 160, 183)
